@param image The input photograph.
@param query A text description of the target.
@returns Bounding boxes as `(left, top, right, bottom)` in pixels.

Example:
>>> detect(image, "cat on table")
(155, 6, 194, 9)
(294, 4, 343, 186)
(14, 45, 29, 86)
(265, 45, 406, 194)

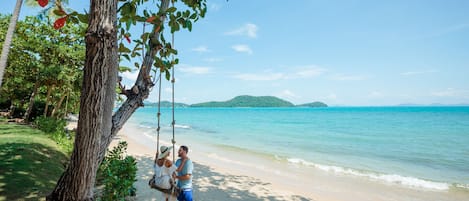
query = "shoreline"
(109, 122, 469, 201)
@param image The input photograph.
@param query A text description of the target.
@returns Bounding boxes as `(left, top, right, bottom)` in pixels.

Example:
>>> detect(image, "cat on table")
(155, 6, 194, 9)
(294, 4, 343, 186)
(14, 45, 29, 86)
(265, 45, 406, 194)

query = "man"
(173, 145, 194, 201)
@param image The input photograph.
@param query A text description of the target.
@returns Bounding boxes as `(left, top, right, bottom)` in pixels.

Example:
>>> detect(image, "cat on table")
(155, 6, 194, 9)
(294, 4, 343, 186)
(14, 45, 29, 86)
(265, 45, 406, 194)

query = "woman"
(152, 145, 177, 201)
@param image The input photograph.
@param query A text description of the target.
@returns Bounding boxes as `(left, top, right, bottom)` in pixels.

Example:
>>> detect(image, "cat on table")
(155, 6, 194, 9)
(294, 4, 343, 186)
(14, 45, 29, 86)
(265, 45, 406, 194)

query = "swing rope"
(149, 2, 179, 197)
(171, 24, 176, 163)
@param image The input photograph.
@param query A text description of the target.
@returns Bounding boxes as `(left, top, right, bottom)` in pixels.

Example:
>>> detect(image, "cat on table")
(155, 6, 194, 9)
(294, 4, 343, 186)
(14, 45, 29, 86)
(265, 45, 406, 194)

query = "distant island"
(144, 100, 189, 108)
(145, 95, 327, 108)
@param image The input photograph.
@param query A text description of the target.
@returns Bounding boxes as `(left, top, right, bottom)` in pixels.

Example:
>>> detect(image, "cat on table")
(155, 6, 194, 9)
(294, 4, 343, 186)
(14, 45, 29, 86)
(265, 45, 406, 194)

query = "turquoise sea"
(127, 106, 469, 191)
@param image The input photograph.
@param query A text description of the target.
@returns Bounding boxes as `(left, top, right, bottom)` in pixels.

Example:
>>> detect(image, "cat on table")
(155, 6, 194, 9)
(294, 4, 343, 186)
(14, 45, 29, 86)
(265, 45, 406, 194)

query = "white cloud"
(331, 74, 366, 81)
(293, 66, 325, 78)
(232, 44, 253, 54)
(226, 23, 258, 38)
(234, 72, 284, 81)
(178, 65, 211, 74)
(192, 45, 210, 53)
(209, 3, 221, 11)
(277, 90, 300, 99)
(121, 70, 139, 82)
(233, 65, 325, 81)
(431, 88, 469, 97)
(401, 70, 437, 76)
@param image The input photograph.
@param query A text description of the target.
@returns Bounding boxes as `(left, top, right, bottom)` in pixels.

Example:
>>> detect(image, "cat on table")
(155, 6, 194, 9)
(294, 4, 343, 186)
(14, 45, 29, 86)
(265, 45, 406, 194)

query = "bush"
(34, 116, 73, 155)
(97, 141, 138, 201)
(34, 116, 66, 133)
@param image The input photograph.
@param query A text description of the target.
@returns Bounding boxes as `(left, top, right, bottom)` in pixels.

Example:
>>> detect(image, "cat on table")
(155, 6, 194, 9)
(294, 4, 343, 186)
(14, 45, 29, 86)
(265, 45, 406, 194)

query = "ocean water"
(127, 106, 469, 191)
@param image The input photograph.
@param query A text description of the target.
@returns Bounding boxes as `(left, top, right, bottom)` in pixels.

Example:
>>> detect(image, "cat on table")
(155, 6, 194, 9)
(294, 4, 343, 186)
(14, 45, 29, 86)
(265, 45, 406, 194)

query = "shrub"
(97, 141, 137, 201)
(34, 116, 73, 155)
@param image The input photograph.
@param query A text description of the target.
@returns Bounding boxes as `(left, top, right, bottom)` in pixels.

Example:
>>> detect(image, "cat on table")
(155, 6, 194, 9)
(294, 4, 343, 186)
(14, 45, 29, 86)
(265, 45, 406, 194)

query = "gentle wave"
(174, 124, 191, 129)
(286, 157, 458, 191)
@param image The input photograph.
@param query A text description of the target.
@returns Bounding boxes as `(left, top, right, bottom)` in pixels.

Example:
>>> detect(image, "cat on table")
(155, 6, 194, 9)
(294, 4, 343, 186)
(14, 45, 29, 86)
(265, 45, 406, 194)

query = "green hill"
(144, 100, 189, 108)
(191, 95, 295, 107)
(296, 101, 328, 107)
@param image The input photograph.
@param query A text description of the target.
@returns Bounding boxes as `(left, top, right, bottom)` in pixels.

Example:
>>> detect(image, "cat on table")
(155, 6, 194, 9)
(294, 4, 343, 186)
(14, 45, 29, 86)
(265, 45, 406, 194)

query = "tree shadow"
(0, 142, 68, 201)
(133, 155, 312, 201)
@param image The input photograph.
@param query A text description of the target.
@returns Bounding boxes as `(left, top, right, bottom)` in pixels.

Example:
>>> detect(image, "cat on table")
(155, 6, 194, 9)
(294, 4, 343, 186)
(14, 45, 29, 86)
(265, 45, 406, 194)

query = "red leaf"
(125, 36, 131, 43)
(146, 16, 156, 23)
(38, 0, 49, 7)
(53, 16, 67, 30)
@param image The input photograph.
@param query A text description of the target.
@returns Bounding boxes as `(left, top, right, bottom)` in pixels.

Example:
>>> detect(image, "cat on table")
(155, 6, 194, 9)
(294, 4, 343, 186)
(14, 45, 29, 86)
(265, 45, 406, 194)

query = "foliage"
(191, 95, 296, 107)
(0, 122, 69, 200)
(0, 14, 84, 119)
(97, 141, 138, 201)
(34, 116, 74, 155)
(34, 116, 66, 133)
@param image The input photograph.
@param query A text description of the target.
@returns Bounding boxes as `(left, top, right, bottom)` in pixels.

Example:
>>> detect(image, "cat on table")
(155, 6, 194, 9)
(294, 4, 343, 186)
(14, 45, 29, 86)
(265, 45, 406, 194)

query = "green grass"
(0, 119, 69, 201)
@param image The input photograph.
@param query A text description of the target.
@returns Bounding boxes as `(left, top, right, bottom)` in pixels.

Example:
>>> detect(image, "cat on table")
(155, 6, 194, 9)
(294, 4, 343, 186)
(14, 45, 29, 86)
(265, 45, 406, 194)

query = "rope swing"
(148, 6, 179, 197)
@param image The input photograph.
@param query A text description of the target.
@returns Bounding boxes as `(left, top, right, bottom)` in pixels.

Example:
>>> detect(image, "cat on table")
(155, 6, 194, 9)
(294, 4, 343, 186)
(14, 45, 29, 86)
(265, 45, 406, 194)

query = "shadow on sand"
(132, 155, 312, 201)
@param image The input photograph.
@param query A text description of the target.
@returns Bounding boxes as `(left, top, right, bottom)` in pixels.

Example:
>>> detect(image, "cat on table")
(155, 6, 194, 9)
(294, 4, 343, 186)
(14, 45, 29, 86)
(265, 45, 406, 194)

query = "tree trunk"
(44, 84, 54, 117)
(46, 0, 118, 200)
(51, 91, 67, 118)
(97, 0, 171, 163)
(0, 0, 22, 88)
(23, 80, 40, 122)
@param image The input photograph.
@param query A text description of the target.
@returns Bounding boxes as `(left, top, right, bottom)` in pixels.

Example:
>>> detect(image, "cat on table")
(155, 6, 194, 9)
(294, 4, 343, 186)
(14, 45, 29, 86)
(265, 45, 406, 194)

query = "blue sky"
(2, 0, 469, 106)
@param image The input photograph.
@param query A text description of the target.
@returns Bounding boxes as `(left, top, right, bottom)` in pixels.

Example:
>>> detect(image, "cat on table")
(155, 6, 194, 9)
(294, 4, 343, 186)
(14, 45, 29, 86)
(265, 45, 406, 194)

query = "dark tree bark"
(97, 0, 171, 163)
(46, 0, 118, 200)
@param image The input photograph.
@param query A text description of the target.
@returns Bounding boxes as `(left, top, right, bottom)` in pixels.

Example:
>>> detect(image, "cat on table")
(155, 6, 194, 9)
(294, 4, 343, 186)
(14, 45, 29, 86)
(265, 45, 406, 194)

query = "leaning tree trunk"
(51, 91, 67, 118)
(0, 0, 22, 88)
(23, 80, 40, 122)
(97, 0, 171, 163)
(46, 0, 118, 200)
(44, 84, 54, 117)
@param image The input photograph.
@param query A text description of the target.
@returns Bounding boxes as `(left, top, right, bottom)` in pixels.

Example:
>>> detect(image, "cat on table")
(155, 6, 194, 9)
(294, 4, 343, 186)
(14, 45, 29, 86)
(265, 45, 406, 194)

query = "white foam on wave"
(138, 124, 153, 129)
(286, 157, 450, 191)
(174, 124, 191, 129)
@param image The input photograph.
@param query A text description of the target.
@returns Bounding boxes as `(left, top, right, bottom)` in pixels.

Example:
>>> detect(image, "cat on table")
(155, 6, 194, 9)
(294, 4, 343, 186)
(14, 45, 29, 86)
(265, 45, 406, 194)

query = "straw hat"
(157, 145, 172, 160)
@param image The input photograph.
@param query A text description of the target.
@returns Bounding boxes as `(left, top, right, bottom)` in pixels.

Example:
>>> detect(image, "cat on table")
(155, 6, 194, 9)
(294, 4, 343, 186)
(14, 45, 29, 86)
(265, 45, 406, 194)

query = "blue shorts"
(177, 188, 193, 201)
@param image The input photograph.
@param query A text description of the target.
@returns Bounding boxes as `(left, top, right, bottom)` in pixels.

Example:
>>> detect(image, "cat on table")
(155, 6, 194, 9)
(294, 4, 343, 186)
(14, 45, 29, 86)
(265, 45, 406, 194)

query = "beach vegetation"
(0, 14, 84, 122)
(96, 141, 137, 201)
(34, 116, 74, 155)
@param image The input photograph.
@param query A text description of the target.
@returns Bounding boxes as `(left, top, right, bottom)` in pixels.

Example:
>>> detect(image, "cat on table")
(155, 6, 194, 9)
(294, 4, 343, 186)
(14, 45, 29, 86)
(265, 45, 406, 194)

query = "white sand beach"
(105, 123, 469, 201)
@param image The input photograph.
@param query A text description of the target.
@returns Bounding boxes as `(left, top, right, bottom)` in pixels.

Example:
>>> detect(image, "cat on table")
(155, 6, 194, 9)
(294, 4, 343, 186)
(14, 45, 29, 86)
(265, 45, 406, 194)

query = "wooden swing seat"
(148, 177, 180, 197)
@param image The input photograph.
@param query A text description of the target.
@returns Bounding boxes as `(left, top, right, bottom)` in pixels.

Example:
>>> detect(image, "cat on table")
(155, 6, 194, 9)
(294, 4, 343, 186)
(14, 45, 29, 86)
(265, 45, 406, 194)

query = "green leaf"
(187, 20, 192, 31)
(190, 13, 197, 19)
(77, 13, 89, 24)
(166, 7, 177, 13)
(122, 54, 130, 61)
(118, 43, 131, 53)
(119, 66, 132, 72)
(53, 10, 66, 16)
(165, 69, 171, 80)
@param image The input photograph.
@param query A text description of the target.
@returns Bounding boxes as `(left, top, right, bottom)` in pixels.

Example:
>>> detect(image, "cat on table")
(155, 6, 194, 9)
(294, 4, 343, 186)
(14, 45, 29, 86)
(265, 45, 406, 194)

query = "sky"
(1, 0, 469, 106)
